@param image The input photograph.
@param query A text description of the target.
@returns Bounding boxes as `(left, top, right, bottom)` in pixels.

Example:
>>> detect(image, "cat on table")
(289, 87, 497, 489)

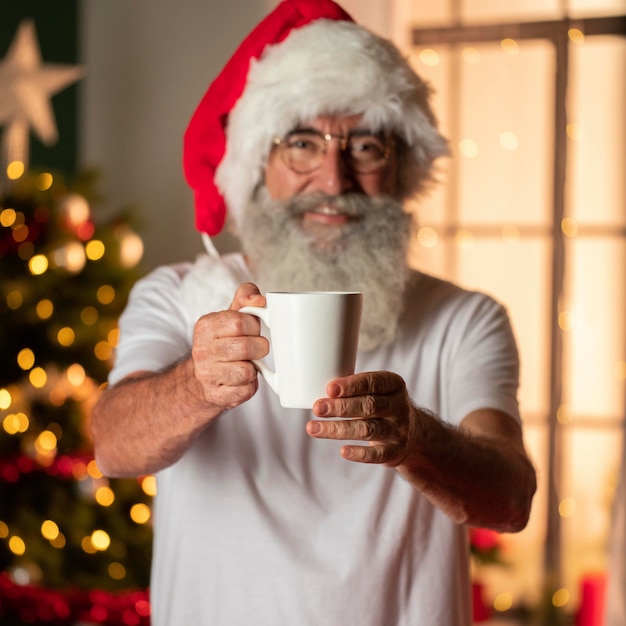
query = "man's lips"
(302, 204, 351, 226)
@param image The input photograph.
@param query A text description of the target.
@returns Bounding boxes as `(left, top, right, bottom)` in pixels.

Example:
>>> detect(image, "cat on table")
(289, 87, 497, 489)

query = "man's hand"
(91, 283, 270, 477)
(192, 282, 269, 411)
(308, 371, 418, 465)
(307, 371, 536, 532)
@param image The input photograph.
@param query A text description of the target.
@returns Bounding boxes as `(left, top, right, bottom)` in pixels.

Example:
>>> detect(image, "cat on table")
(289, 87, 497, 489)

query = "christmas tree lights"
(0, 167, 151, 625)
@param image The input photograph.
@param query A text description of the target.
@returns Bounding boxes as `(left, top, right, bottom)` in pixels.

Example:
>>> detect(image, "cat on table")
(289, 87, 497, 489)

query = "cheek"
(355, 152, 399, 198)
(359, 169, 398, 198)
(379, 157, 400, 196)
(264, 157, 304, 200)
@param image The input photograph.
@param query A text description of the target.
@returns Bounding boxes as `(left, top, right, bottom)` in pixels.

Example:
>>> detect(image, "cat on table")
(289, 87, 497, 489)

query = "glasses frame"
(272, 129, 395, 175)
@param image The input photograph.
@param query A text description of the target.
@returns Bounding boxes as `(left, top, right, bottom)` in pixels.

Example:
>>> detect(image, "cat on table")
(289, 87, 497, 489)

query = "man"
(91, 1, 537, 624)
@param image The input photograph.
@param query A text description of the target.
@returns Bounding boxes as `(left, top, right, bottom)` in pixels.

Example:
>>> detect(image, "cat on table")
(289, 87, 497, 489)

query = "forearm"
(90, 356, 222, 477)
(396, 407, 536, 532)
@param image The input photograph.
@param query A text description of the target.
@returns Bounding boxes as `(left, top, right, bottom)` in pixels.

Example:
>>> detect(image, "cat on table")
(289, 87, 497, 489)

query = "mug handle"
(239, 305, 279, 396)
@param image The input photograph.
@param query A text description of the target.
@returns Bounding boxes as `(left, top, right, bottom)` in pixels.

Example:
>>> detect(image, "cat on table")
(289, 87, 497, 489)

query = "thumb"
(230, 282, 265, 311)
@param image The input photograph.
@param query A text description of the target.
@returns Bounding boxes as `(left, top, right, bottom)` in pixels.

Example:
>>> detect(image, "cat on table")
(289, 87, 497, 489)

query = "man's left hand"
(308, 371, 419, 466)
(308, 371, 537, 533)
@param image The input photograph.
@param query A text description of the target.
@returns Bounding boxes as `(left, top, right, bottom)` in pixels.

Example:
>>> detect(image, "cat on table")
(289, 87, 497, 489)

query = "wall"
(79, 0, 271, 269)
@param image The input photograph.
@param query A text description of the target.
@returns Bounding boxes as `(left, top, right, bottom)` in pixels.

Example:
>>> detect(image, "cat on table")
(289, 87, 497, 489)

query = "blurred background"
(0, 0, 624, 624)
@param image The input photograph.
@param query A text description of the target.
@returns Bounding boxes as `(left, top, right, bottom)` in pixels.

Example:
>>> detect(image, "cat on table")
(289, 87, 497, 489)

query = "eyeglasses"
(272, 128, 394, 175)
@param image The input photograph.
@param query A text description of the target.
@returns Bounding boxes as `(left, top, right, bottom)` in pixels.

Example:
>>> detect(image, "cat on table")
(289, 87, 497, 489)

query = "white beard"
(237, 188, 413, 351)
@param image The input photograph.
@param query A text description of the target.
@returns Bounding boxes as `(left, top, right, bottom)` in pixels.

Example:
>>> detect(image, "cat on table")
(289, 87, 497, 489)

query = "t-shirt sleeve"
(108, 264, 192, 386)
(447, 293, 521, 426)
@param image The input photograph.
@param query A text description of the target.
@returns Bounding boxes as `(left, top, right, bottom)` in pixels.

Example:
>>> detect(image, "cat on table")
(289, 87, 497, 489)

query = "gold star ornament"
(0, 19, 83, 170)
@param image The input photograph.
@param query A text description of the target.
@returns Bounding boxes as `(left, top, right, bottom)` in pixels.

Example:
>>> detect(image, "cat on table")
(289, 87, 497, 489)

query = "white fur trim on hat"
(215, 19, 448, 231)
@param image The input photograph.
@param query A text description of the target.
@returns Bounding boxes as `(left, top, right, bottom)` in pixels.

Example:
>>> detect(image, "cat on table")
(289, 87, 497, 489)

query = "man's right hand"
(91, 283, 268, 477)
(192, 282, 269, 411)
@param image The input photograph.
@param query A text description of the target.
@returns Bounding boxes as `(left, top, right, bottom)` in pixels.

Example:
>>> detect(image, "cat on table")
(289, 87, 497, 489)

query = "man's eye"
(286, 135, 320, 151)
(349, 137, 386, 159)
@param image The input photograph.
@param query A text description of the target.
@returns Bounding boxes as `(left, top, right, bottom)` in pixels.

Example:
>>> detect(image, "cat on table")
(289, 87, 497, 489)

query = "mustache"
(284, 192, 373, 218)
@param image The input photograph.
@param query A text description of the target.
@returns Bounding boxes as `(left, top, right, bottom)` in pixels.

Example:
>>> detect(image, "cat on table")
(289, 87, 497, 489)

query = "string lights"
(407, 24, 623, 623)
(1, 166, 150, 620)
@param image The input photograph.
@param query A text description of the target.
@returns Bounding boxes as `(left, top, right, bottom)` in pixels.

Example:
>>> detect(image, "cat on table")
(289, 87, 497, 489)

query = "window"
(402, 1, 626, 616)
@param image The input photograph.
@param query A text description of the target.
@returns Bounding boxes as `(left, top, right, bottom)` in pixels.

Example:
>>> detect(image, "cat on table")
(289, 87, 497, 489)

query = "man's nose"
(309, 143, 355, 195)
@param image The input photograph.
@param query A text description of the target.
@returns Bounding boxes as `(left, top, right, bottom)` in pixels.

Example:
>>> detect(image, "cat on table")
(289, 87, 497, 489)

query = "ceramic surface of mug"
(240, 291, 363, 408)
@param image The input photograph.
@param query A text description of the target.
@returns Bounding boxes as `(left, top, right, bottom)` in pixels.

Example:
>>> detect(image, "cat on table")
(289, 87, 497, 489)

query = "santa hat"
(184, 0, 448, 237)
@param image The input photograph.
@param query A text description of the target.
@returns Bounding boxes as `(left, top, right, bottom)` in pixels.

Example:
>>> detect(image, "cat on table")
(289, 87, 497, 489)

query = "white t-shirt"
(110, 252, 521, 626)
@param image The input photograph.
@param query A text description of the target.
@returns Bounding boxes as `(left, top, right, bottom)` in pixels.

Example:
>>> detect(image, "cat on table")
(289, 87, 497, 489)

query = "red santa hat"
(183, 0, 447, 237)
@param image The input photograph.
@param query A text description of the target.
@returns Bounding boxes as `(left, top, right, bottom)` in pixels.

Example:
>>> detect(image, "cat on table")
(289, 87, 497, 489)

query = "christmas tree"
(0, 14, 153, 624)
(0, 168, 152, 625)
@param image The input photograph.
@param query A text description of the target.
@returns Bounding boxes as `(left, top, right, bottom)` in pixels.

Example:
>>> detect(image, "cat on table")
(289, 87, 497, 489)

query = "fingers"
(314, 393, 392, 420)
(341, 442, 406, 465)
(308, 370, 412, 466)
(313, 371, 406, 419)
(306, 417, 408, 466)
(230, 282, 266, 311)
(192, 320, 267, 408)
(194, 311, 268, 364)
(195, 282, 268, 361)
(325, 371, 406, 401)
(194, 358, 260, 409)
(307, 415, 400, 442)
(196, 314, 267, 358)
(191, 283, 269, 410)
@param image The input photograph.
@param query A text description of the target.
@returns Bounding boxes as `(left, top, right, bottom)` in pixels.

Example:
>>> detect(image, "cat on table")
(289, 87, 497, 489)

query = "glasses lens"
(280, 131, 325, 174)
(345, 134, 390, 173)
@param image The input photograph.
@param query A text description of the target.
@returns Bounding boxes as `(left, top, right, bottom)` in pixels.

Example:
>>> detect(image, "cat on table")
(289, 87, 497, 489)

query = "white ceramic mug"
(240, 291, 363, 409)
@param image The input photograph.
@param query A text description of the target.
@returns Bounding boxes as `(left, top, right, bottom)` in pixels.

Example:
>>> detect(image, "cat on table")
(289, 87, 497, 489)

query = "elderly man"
(91, 1, 536, 624)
